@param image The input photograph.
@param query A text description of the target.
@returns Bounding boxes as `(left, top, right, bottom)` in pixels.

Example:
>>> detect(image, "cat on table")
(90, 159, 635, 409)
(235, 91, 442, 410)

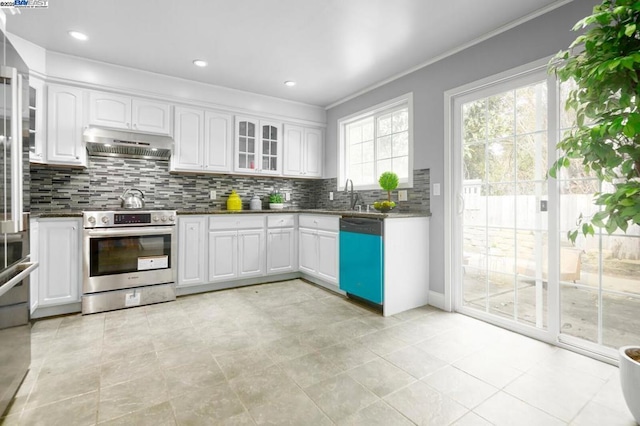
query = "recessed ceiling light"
(68, 30, 88, 41)
(284, 81, 296, 87)
(193, 60, 208, 67)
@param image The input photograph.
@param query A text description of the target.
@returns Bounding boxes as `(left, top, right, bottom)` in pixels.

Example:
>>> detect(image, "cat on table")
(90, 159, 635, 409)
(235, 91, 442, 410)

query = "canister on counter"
(226, 190, 242, 211)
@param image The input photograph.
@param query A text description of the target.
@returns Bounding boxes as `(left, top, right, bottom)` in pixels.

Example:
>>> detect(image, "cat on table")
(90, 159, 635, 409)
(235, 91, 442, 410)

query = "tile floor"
(1, 279, 636, 425)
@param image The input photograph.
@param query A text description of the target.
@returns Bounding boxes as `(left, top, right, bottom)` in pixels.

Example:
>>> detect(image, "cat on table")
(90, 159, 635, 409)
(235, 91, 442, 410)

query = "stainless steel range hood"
(84, 127, 174, 160)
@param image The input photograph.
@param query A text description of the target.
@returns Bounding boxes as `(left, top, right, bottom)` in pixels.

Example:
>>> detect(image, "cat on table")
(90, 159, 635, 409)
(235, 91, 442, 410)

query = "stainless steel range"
(82, 210, 177, 314)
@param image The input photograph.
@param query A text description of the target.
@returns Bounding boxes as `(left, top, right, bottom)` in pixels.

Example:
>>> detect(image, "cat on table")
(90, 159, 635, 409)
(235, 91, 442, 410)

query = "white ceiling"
(7, 0, 568, 108)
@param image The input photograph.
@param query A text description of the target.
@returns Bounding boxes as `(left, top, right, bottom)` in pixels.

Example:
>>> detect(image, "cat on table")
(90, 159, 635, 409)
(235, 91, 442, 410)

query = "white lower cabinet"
(298, 228, 317, 274)
(31, 218, 82, 309)
(267, 215, 297, 274)
(298, 215, 339, 285)
(177, 216, 207, 287)
(208, 216, 266, 282)
(316, 230, 339, 284)
(208, 230, 237, 281)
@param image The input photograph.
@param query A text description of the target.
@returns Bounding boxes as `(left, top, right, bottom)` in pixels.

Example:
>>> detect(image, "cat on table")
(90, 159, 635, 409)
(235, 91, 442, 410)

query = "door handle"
(457, 194, 465, 215)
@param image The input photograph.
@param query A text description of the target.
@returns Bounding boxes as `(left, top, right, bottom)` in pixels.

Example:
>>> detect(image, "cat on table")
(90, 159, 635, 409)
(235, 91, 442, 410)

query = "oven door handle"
(85, 227, 175, 238)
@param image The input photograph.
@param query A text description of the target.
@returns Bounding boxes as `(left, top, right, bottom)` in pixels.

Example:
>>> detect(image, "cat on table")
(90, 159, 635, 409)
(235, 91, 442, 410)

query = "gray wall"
(324, 0, 599, 295)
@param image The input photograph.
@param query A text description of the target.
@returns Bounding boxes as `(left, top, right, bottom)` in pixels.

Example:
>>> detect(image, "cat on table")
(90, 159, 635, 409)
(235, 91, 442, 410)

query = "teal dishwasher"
(339, 217, 383, 305)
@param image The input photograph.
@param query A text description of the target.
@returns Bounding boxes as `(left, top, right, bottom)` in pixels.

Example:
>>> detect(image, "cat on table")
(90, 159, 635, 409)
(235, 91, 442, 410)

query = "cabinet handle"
(72, 226, 76, 230)
(133, 123, 137, 129)
(126, 122, 131, 128)
(75, 156, 79, 160)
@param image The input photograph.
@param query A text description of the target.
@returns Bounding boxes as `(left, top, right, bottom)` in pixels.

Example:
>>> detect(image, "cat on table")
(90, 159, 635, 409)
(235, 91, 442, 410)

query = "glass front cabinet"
(234, 117, 281, 175)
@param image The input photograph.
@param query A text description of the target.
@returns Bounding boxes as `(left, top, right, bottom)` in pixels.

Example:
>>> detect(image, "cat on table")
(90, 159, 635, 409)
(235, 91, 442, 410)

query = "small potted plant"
(269, 191, 284, 210)
(373, 171, 399, 213)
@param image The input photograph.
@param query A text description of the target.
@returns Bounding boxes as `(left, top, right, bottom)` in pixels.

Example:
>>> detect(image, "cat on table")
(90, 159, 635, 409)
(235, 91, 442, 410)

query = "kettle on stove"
(119, 188, 145, 209)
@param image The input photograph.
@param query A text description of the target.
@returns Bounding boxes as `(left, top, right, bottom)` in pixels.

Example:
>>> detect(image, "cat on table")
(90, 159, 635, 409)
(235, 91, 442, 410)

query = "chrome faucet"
(344, 179, 360, 210)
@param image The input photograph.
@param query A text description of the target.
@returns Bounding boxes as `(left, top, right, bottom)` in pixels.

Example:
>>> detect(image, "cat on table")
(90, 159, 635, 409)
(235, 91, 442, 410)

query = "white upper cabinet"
(204, 111, 233, 172)
(46, 84, 87, 167)
(283, 124, 322, 178)
(172, 106, 204, 170)
(89, 91, 171, 135)
(171, 107, 232, 173)
(234, 117, 282, 175)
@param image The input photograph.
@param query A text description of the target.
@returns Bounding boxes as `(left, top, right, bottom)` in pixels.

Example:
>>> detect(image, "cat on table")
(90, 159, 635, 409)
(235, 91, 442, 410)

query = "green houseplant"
(548, 1, 640, 422)
(374, 171, 399, 212)
(548, 0, 640, 242)
(268, 191, 284, 210)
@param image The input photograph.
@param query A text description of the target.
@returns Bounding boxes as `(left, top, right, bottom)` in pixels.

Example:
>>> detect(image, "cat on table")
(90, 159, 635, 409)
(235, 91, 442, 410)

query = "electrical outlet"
(285, 192, 291, 201)
(398, 190, 408, 201)
(433, 183, 441, 196)
(329, 191, 334, 201)
(210, 190, 217, 200)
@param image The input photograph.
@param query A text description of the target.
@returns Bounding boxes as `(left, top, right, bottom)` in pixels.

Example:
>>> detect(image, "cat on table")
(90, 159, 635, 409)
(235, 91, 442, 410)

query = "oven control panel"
(83, 210, 177, 228)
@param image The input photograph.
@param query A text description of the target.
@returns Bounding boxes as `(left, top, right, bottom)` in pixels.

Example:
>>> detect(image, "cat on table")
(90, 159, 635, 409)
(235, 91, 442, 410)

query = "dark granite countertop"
(30, 209, 431, 219)
(30, 210, 84, 218)
(177, 209, 431, 219)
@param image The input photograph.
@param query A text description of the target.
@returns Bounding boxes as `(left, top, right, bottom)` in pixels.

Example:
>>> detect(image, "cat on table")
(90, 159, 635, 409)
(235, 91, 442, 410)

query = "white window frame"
(337, 92, 414, 191)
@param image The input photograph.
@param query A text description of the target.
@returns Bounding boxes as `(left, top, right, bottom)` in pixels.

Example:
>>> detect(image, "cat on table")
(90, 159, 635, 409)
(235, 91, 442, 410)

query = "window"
(338, 93, 413, 190)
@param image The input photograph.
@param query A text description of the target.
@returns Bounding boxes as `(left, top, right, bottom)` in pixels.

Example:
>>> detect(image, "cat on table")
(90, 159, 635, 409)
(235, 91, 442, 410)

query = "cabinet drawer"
(299, 215, 339, 232)
(267, 214, 296, 228)
(209, 215, 265, 230)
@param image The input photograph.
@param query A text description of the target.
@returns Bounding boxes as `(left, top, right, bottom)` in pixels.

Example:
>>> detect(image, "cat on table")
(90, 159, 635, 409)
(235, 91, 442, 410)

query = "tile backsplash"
(312, 169, 430, 213)
(30, 157, 430, 213)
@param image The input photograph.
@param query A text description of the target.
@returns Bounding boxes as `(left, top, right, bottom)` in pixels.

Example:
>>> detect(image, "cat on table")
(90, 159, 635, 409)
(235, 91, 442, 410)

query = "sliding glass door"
(454, 69, 553, 338)
(451, 65, 640, 359)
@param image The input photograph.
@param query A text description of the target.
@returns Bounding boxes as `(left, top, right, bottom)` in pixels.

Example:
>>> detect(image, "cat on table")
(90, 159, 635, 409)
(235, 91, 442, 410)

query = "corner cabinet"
(88, 91, 171, 135)
(283, 125, 323, 178)
(234, 117, 281, 175)
(46, 84, 87, 167)
(171, 107, 232, 173)
(31, 218, 82, 311)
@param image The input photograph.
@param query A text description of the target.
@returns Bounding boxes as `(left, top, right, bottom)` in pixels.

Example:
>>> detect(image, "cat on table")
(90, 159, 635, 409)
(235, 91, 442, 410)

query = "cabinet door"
(89, 91, 131, 130)
(258, 120, 281, 175)
(204, 111, 232, 172)
(304, 128, 323, 178)
(28, 77, 46, 163)
(238, 229, 265, 278)
(234, 117, 259, 173)
(178, 216, 207, 287)
(38, 220, 81, 306)
(173, 107, 204, 171)
(267, 228, 296, 274)
(47, 85, 86, 166)
(317, 230, 339, 284)
(298, 228, 317, 275)
(283, 124, 304, 177)
(209, 230, 237, 281)
(132, 99, 171, 134)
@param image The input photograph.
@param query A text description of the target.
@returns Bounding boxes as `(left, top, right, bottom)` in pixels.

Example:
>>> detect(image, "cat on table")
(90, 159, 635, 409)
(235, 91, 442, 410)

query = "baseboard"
(428, 290, 446, 311)
(176, 272, 300, 297)
(31, 302, 81, 319)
